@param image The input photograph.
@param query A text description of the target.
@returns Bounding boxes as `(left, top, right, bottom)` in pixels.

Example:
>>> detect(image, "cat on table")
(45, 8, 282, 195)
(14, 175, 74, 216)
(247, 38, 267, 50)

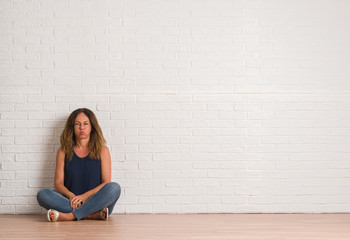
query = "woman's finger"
(74, 203, 79, 210)
(70, 199, 77, 209)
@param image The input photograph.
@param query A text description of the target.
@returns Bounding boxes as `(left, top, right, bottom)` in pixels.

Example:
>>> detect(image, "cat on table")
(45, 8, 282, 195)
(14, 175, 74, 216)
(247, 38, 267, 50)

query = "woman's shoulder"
(57, 147, 68, 159)
(100, 145, 110, 159)
(57, 147, 65, 154)
(56, 147, 67, 162)
(101, 145, 110, 154)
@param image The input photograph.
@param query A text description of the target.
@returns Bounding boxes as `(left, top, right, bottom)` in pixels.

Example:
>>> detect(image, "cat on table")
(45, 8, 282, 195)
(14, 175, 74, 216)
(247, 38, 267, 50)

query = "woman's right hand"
(68, 194, 81, 210)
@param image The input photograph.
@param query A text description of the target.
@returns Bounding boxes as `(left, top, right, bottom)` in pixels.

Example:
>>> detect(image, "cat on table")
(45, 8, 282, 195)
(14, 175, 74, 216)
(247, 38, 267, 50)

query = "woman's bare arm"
(54, 148, 77, 206)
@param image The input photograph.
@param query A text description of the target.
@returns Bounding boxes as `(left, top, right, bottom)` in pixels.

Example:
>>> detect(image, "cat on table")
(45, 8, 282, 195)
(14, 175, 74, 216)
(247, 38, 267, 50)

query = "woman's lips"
(80, 131, 84, 135)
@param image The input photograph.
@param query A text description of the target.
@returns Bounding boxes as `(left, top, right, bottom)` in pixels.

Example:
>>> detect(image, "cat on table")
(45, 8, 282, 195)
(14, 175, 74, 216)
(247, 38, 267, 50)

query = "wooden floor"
(0, 214, 350, 239)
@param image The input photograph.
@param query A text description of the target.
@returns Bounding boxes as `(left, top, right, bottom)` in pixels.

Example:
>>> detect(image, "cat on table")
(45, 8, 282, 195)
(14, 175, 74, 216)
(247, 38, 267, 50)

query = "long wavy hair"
(60, 108, 106, 160)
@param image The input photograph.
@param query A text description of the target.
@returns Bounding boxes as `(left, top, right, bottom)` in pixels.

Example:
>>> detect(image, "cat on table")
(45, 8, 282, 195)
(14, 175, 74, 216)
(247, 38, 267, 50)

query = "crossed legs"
(37, 182, 121, 221)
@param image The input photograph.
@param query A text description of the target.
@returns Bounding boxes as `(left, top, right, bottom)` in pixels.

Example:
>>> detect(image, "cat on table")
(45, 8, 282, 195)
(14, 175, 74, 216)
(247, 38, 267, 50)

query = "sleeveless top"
(64, 152, 101, 196)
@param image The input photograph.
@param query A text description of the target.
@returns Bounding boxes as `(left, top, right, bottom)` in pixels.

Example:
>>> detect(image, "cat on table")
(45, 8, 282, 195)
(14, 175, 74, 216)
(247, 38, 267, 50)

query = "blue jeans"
(37, 182, 121, 220)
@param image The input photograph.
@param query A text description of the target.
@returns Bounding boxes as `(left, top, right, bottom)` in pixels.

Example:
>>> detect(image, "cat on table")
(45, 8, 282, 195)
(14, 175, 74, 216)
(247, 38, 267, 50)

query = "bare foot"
(49, 211, 76, 221)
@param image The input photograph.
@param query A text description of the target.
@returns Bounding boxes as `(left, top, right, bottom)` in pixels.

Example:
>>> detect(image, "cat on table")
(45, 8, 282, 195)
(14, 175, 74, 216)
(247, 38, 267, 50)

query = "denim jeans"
(37, 182, 121, 220)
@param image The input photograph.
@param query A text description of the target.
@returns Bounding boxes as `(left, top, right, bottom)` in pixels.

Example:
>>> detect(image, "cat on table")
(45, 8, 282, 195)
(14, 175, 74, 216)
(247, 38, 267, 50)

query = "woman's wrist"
(67, 192, 76, 200)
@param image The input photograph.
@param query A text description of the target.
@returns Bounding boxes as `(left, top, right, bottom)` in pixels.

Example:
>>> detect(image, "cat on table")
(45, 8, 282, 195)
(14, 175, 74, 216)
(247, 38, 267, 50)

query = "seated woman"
(37, 108, 121, 221)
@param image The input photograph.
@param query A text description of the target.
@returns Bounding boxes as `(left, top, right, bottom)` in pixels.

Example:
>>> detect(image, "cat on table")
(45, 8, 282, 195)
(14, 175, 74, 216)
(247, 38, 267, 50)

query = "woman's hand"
(68, 194, 78, 210)
(70, 194, 89, 210)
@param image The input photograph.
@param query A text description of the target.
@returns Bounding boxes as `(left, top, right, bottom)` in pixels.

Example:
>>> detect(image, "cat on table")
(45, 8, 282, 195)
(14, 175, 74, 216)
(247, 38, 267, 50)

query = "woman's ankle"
(86, 211, 104, 220)
(59, 212, 76, 221)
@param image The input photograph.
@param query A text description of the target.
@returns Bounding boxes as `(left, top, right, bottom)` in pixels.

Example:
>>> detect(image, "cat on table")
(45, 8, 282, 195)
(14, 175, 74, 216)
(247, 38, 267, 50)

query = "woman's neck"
(75, 138, 90, 150)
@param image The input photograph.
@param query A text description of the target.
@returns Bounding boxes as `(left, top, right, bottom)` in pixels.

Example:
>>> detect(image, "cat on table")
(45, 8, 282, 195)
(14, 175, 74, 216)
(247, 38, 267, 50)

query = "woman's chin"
(77, 135, 89, 140)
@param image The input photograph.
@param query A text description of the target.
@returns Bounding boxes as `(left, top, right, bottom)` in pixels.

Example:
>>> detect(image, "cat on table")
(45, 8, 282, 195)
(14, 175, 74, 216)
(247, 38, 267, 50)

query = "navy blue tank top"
(64, 152, 101, 196)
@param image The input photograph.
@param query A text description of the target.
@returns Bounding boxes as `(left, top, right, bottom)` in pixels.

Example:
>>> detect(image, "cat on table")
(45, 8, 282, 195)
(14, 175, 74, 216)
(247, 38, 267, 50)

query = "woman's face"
(74, 112, 92, 140)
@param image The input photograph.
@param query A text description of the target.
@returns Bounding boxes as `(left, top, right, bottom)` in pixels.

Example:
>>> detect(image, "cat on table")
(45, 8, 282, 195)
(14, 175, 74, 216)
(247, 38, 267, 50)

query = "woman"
(37, 108, 121, 221)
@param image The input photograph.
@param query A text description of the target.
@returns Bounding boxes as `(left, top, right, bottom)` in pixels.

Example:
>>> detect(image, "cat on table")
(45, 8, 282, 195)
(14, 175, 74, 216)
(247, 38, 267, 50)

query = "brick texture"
(1, 0, 350, 214)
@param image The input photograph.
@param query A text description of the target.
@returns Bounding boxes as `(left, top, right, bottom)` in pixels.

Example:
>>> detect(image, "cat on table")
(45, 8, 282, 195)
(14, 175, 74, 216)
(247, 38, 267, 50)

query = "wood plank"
(0, 214, 349, 240)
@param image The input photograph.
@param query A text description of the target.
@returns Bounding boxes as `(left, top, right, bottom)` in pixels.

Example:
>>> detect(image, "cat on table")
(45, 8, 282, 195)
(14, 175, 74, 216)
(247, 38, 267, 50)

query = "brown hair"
(60, 108, 106, 160)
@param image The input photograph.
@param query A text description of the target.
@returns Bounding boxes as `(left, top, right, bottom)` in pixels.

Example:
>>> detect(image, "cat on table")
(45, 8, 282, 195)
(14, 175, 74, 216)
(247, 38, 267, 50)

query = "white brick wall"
(1, 0, 350, 214)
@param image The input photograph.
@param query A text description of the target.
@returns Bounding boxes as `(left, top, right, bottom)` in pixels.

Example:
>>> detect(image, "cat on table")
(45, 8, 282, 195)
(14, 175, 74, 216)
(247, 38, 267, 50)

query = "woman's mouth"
(80, 131, 84, 135)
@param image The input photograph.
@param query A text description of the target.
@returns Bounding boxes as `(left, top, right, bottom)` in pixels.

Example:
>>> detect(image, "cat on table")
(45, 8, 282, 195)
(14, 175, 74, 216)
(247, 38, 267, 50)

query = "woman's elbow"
(54, 181, 62, 191)
(102, 180, 111, 185)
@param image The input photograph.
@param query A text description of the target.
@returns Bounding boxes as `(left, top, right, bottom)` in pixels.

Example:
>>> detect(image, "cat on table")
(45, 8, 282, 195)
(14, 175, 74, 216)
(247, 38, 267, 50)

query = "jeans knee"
(37, 189, 51, 205)
(106, 182, 121, 199)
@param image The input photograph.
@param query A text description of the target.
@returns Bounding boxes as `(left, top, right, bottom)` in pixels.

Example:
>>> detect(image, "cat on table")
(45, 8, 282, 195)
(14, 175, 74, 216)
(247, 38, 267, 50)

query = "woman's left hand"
(70, 194, 89, 207)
